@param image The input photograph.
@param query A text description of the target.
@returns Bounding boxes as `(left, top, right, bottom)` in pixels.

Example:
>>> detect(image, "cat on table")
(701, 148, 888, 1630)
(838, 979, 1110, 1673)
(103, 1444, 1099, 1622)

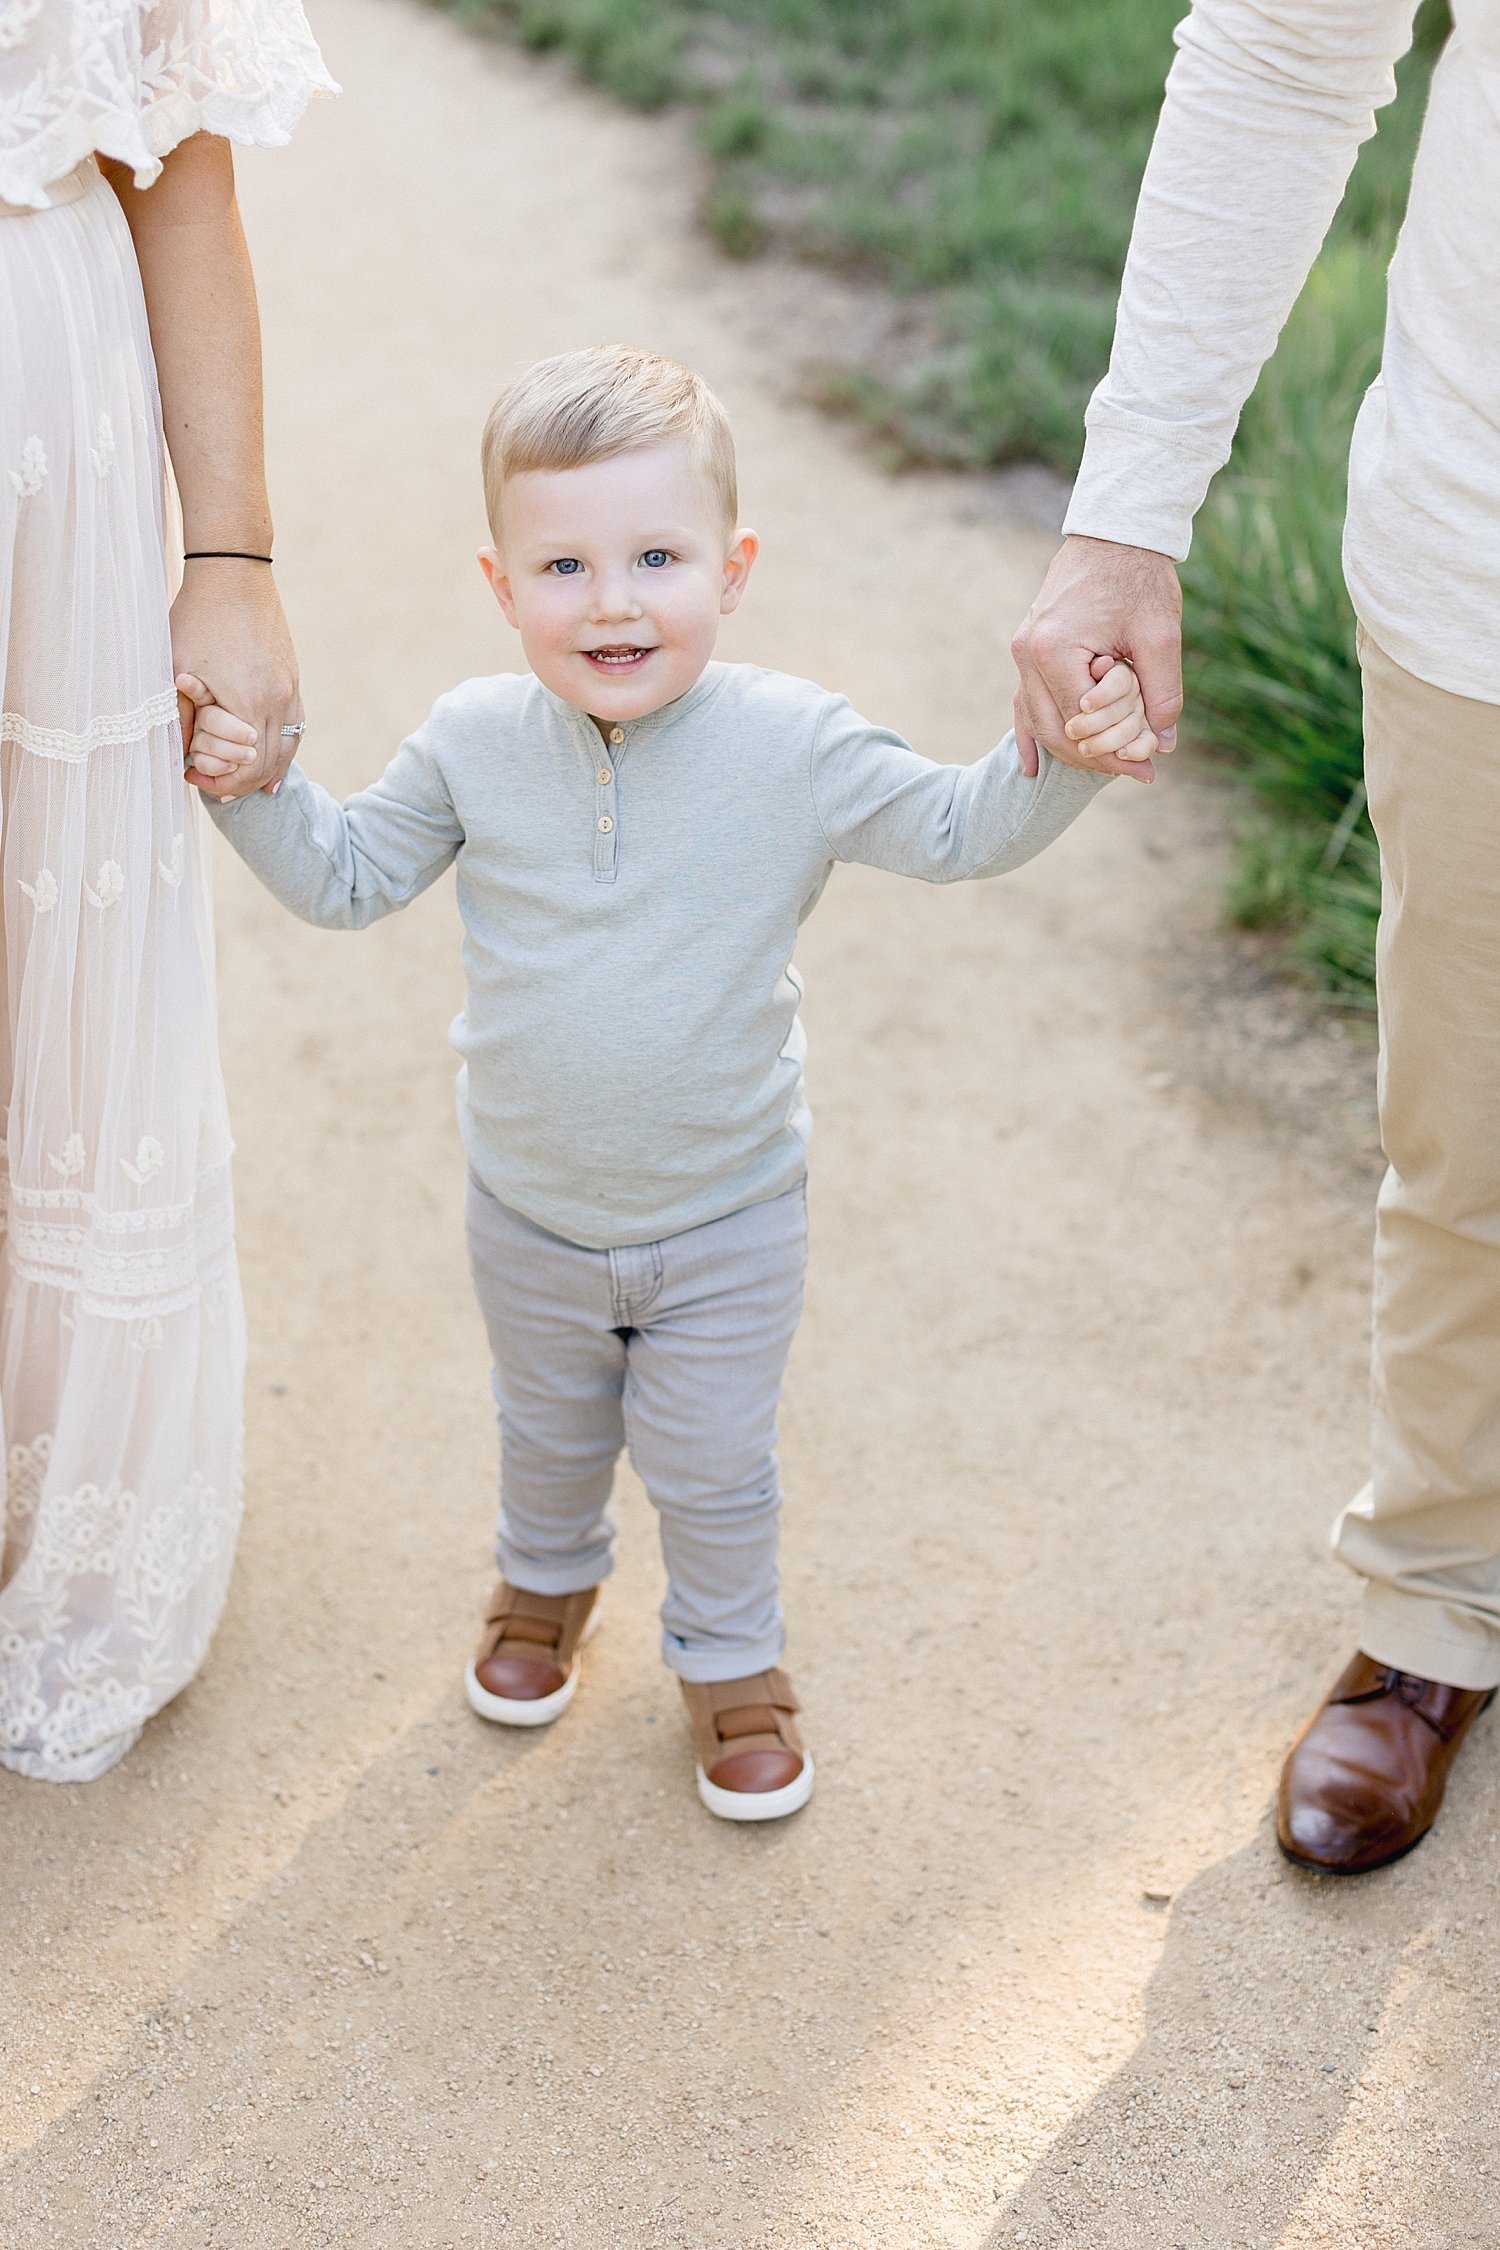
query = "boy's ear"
(478, 545, 519, 628)
(720, 527, 759, 616)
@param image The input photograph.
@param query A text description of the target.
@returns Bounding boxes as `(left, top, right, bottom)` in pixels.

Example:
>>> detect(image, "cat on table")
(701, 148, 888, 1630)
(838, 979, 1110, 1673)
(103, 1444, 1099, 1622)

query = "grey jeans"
(464, 1174, 808, 1682)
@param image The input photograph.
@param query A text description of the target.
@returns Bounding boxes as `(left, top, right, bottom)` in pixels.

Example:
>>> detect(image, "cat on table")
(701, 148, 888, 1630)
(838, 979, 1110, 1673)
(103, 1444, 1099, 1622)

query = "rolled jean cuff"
(1358, 1583, 1500, 1693)
(495, 1547, 614, 1600)
(662, 1628, 786, 1685)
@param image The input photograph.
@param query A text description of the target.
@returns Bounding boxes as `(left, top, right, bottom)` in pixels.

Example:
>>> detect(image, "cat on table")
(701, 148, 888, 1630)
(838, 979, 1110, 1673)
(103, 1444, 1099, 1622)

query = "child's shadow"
(984, 1795, 1499, 2249)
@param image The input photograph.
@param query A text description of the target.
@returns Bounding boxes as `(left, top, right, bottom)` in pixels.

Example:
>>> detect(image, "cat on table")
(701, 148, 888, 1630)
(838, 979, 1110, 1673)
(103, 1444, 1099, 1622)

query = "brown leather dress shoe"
(1277, 1651, 1495, 1874)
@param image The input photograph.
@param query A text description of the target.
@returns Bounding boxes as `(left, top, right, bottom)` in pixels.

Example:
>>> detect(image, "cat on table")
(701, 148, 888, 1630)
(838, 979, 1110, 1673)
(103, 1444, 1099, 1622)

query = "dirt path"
(4, 5, 1495, 2245)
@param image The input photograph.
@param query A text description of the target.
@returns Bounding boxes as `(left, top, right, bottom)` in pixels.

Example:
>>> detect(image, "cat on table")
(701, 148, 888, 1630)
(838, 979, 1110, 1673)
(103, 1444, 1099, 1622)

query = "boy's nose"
(590, 577, 643, 623)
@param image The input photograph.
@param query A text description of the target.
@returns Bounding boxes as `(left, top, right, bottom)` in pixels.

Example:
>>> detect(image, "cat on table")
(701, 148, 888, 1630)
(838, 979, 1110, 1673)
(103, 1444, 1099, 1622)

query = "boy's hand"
(176, 673, 275, 801)
(1060, 654, 1158, 769)
(1010, 534, 1181, 784)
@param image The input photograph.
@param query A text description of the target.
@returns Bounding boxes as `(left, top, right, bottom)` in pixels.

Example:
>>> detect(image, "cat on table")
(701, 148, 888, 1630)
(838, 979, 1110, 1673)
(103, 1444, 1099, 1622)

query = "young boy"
(186, 345, 1153, 1822)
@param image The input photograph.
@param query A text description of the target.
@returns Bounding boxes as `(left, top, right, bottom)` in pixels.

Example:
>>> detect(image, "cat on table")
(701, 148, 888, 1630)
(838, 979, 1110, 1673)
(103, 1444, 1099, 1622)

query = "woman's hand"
(171, 559, 303, 797)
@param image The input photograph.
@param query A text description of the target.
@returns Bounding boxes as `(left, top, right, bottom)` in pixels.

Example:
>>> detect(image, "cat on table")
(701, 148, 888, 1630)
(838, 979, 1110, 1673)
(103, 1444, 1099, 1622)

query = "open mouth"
(582, 645, 656, 674)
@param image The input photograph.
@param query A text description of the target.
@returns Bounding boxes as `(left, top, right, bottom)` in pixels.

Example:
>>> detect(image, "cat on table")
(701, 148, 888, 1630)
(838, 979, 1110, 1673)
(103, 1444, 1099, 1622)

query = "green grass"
(444, 0, 1450, 998)
(1182, 250, 1386, 1000)
(1183, 5, 1449, 1000)
(446, 0, 1441, 480)
(445, 0, 1188, 468)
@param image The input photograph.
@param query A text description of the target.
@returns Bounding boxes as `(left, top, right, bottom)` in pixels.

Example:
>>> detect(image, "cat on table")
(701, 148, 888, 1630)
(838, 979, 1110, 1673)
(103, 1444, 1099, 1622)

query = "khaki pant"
(1333, 631, 1500, 1690)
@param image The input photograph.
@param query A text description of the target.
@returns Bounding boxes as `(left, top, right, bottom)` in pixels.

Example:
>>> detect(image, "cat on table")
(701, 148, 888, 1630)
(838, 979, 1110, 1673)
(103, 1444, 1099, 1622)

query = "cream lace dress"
(0, 1, 334, 1780)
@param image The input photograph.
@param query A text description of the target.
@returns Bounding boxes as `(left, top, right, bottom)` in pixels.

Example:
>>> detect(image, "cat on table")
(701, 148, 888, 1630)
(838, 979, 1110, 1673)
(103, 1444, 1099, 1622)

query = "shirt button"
(597, 815, 614, 834)
(609, 727, 625, 744)
(597, 767, 613, 786)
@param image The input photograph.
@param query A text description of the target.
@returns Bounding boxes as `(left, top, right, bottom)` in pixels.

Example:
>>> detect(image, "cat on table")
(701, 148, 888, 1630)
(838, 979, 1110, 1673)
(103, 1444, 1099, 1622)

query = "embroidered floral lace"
(0, 19, 326, 1773)
(0, 0, 336, 210)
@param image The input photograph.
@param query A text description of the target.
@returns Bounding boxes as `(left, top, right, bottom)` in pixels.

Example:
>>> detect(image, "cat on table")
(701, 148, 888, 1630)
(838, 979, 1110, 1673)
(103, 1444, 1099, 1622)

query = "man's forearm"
(103, 135, 272, 554)
(1065, 0, 1420, 559)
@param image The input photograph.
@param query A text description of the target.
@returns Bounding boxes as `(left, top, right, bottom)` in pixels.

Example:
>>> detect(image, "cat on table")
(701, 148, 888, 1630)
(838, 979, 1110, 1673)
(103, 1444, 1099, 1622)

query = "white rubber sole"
(463, 1604, 600, 1728)
(695, 1754, 815, 1823)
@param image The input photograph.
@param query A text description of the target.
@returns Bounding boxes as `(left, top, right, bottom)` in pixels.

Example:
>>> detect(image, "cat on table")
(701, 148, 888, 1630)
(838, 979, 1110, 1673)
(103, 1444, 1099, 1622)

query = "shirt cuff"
(1039, 750, 1114, 802)
(1062, 417, 1225, 563)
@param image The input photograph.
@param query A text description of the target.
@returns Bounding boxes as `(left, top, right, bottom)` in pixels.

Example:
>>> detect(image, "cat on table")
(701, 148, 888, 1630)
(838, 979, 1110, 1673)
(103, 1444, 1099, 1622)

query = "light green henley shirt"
(209, 661, 1105, 1249)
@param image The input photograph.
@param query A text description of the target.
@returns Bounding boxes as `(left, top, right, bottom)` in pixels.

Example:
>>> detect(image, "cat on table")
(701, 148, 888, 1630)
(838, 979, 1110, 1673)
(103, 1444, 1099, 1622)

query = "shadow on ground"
(988, 1735, 1500, 2250)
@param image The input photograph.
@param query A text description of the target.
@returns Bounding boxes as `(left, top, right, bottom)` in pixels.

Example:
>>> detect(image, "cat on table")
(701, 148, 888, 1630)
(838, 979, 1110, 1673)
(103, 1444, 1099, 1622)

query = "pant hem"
(1358, 1586, 1500, 1693)
(495, 1555, 613, 1599)
(662, 1636, 786, 1685)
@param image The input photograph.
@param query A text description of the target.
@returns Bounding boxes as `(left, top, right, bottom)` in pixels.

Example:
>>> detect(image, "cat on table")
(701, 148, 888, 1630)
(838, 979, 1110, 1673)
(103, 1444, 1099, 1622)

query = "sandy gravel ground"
(5, 5, 1499, 2245)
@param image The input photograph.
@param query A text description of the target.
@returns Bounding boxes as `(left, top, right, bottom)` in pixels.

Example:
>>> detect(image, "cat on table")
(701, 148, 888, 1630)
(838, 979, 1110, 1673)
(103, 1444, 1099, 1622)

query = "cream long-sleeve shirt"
(1063, 0, 1500, 706)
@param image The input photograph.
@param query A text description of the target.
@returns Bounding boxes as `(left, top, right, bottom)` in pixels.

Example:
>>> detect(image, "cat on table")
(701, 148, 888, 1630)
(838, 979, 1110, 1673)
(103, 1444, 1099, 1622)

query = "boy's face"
(479, 439, 758, 727)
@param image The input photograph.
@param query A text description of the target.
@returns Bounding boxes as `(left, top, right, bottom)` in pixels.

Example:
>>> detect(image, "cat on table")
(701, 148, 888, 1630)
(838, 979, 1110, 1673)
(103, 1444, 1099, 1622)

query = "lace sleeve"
(0, 0, 338, 210)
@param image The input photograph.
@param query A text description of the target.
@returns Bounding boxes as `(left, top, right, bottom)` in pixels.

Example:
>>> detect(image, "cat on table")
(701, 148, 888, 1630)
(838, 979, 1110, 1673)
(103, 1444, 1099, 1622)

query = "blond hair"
(481, 345, 737, 540)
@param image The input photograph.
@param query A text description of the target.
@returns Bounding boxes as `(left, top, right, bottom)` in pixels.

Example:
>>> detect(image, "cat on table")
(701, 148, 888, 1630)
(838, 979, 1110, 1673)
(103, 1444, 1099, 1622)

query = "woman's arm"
(100, 132, 301, 794)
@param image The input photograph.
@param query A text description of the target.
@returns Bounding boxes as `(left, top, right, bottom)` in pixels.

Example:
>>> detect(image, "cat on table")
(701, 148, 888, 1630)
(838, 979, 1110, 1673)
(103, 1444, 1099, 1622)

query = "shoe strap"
(475, 1582, 596, 1670)
(681, 1669, 803, 1769)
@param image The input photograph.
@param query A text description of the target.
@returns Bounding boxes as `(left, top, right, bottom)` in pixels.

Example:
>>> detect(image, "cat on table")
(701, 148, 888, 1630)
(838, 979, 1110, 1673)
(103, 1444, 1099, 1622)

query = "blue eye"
(551, 557, 583, 576)
(641, 549, 670, 569)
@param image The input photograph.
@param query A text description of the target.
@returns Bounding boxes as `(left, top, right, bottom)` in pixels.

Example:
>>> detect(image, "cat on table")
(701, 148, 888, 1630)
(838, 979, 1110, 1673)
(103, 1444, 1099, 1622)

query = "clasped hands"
(1011, 533, 1183, 785)
(171, 562, 303, 801)
(176, 672, 275, 798)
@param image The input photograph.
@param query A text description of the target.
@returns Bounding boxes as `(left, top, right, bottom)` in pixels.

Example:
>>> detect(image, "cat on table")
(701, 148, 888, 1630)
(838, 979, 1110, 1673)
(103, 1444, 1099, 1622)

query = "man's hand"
(1011, 534, 1182, 785)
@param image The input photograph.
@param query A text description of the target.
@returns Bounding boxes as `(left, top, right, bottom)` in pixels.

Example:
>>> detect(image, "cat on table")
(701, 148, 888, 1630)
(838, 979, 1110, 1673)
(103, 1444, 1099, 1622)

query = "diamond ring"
(280, 722, 306, 739)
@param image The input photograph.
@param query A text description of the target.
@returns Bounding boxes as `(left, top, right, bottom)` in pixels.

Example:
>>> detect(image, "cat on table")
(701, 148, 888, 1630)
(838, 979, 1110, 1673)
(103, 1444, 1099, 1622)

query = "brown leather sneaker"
(464, 1581, 599, 1729)
(1277, 1651, 1495, 1874)
(679, 1669, 814, 1823)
